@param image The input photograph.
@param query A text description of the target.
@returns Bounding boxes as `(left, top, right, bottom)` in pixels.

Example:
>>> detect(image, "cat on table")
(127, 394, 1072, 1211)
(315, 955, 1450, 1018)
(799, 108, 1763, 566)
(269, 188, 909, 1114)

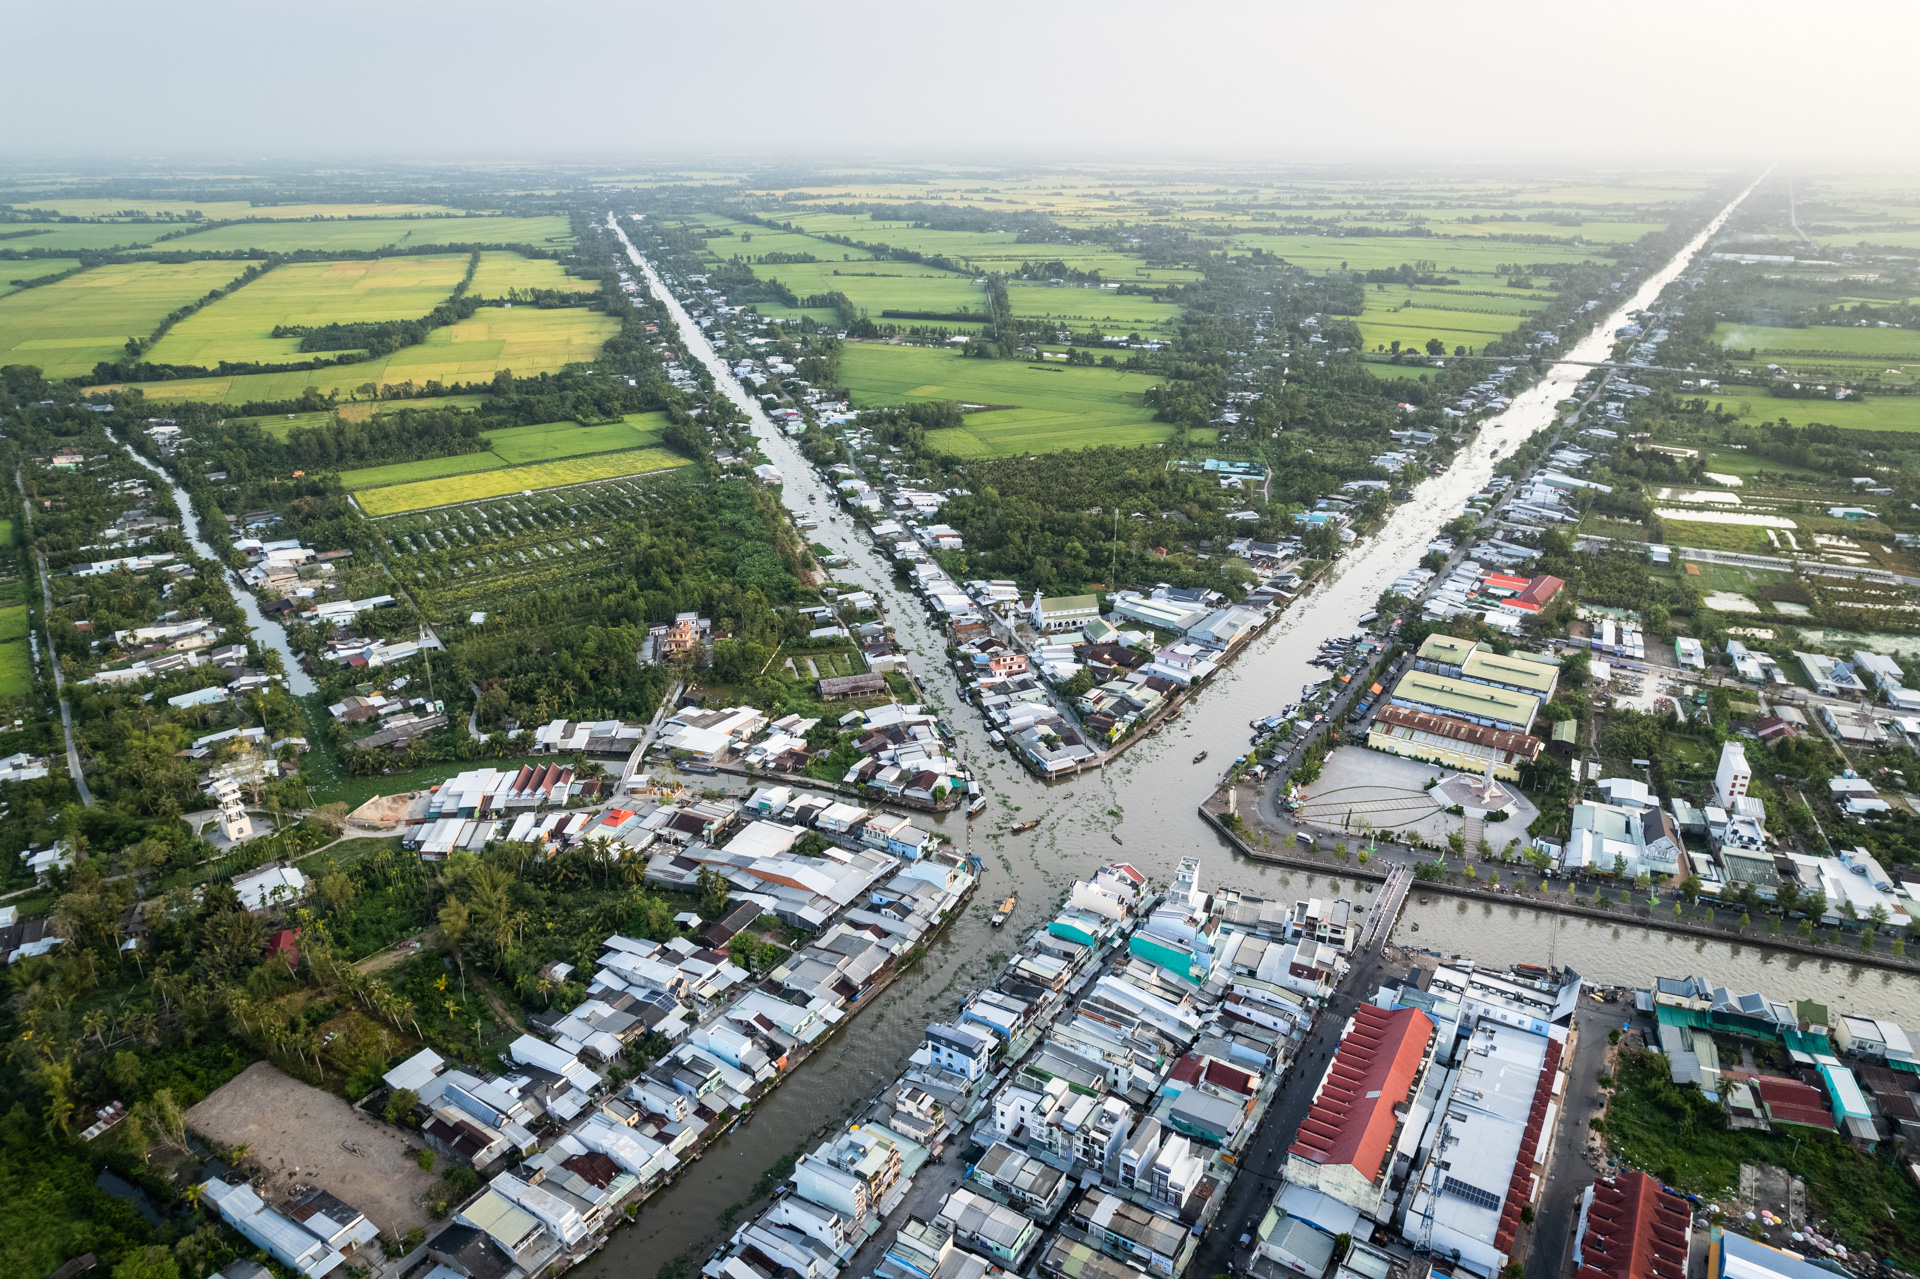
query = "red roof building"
(1753, 1076, 1836, 1130)
(1511, 575, 1566, 613)
(1575, 1171, 1691, 1279)
(264, 927, 301, 968)
(1286, 1004, 1434, 1211)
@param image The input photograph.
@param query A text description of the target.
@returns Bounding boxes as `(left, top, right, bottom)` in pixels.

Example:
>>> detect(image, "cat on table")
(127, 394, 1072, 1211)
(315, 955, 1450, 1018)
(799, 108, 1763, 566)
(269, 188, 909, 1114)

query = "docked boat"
(1011, 819, 1040, 834)
(990, 894, 1017, 927)
(967, 793, 988, 818)
(1192, 750, 1208, 764)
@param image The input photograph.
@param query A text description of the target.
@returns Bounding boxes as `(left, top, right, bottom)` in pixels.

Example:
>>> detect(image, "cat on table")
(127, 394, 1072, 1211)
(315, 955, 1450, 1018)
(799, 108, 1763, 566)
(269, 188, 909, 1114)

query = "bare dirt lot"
(184, 1060, 435, 1237)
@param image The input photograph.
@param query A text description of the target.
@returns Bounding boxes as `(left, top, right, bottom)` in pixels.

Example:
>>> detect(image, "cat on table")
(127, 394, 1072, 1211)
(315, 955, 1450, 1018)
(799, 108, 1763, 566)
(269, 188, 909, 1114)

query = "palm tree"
(82, 1008, 108, 1051)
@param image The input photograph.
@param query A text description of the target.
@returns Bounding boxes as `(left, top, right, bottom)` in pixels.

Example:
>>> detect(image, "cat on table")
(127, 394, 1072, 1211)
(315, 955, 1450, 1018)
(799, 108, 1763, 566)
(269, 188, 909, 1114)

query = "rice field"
(0, 223, 175, 251)
(121, 305, 619, 403)
(1, 259, 82, 296)
(147, 255, 472, 366)
(355, 446, 688, 515)
(0, 259, 260, 378)
(161, 215, 576, 254)
(337, 413, 669, 488)
(11, 200, 470, 220)
(1705, 393, 1920, 434)
(1717, 323, 1920, 361)
(1004, 282, 1184, 335)
(0, 605, 29, 698)
(467, 251, 596, 296)
(838, 343, 1170, 456)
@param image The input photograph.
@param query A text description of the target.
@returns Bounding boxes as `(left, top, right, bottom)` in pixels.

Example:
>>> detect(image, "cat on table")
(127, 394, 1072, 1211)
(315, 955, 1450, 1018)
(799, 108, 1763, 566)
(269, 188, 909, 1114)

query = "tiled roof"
(1575, 1171, 1690, 1279)
(1287, 1003, 1432, 1182)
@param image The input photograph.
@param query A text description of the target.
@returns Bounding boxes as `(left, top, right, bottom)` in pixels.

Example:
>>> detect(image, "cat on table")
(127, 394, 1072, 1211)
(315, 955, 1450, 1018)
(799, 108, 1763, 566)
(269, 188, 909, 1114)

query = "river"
(590, 185, 1917, 1278)
(113, 434, 317, 695)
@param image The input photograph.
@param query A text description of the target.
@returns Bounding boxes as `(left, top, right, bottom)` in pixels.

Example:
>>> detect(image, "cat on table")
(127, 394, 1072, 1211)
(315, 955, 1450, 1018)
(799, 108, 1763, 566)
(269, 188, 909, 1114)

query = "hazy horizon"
(7, 0, 1918, 164)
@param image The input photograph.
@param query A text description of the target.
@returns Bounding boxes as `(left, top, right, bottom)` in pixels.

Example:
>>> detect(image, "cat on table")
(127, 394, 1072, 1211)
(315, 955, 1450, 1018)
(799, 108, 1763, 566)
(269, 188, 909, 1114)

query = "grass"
(1657, 517, 1778, 553)
(337, 413, 668, 488)
(0, 223, 173, 251)
(355, 447, 688, 514)
(733, 258, 988, 317)
(1706, 392, 1920, 435)
(839, 343, 1171, 456)
(1719, 323, 1920, 361)
(0, 517, 12, 547)
(468, 251, 596, 296)
(1004, 282, 1184, 335)
(120, 305, 619, 403)
(162, 215, 576, 254)
(147, 255, 472, 366)
(0, 259, 260, 378)
(0, 606, 29, 698)
(1, 259, 82, 296)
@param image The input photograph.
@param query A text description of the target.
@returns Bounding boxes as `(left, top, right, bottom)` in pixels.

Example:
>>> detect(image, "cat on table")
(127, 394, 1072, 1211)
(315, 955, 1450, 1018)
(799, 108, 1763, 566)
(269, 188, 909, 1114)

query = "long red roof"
(1287, 1003, 1432, 1184)
(1575, 1171, 1691, 1279)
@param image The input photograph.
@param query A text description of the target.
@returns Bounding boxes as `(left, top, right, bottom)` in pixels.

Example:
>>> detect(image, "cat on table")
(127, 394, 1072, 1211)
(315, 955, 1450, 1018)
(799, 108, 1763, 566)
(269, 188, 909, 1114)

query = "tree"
(135, 1088, 187, 1155)
(697, 866, 731, 918)
(1676, 875, 1702, 904)
(384, 1087, 419, 1126)
(111, 1246, 180, 1279)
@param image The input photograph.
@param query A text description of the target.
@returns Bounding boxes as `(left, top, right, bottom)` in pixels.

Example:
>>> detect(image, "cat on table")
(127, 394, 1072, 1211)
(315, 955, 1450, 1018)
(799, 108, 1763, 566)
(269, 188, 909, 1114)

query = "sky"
(7, 0, 1919, 163)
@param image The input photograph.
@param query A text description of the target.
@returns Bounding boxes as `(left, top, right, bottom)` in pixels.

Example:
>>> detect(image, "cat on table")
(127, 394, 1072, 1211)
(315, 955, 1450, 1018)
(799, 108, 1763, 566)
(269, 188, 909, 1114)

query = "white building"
(1714, 741, 1751, 808)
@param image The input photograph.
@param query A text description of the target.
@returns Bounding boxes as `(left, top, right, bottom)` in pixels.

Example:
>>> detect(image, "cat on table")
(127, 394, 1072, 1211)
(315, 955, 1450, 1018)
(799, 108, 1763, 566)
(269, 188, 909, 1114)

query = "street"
(1524, 999, 1621, 1279)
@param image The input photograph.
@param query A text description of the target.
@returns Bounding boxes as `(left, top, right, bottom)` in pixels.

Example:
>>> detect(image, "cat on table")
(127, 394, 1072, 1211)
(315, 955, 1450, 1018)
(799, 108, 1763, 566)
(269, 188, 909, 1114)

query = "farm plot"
(338, 413, 668, 487)
(14, 199, 471, 220)
(124, 305, 619, 403)
(468, 250, 596, 296)
(162, 215, 575, 254)
(1718, 323, 1920, 362)
(1005, 282, 1184, 335)
(0, 605, 28, 698)
(377, 472, 695, 613)
(0, 259, 260, 378)
(839, 343, 1169, 456)
(355, 447, 687, 515)
(1, 259, 82, 296)
(146, 254, 472, 366)
(1217, 232, 1602, 276)
(0, 223, 175, 252)
(1705, 393, 1920, 435)
(739, 259, 988, 318)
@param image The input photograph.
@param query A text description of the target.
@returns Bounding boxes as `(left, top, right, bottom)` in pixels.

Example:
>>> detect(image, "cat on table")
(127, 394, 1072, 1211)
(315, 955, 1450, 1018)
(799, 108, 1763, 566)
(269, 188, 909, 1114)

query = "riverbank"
(1196, 799, 1920, 976)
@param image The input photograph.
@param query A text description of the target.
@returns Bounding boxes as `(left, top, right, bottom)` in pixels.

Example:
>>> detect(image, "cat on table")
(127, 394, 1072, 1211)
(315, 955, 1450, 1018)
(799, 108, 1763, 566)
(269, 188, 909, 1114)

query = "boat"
(1011, 820, 1040, 834)
(991, 894, 1017, 927)
(1192, 750, 1208, 764)
(1111, 832, 1124, 845)
(681, 763, 718, 775)
(967, 794, 988, 818)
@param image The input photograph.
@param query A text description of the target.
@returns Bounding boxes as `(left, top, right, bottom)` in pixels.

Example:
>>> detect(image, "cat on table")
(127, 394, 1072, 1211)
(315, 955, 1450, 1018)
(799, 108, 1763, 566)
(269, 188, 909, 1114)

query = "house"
(820, 673, 888, 701)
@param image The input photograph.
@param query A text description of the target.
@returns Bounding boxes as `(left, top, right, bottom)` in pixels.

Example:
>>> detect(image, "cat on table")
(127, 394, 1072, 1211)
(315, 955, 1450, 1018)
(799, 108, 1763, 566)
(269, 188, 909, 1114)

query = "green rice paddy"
(0, 259, 260, 378)
(120, 305, 618, 403)
(838, 343, 1170, 456)
(338, 413, 669, 488)
(0, 605, 29, 698)
(468, 251, 596, 296)
(147, 255, 472, 366)
(355, 446, 687, 515)
(1705, 392, 1920, 434)
(1, 259, 83, 296)
(161, 215, 575, 254)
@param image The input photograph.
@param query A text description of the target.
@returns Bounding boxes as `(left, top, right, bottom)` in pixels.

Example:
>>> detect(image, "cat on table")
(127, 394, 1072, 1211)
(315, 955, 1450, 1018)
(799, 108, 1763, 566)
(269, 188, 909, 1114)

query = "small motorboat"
(1111, 832, 1124, 845)
(1192, 750, 1208, 764)
(1011, 819, 1040, 834)
(967, 793, 988, 818)
(991, 894, 1017, 926)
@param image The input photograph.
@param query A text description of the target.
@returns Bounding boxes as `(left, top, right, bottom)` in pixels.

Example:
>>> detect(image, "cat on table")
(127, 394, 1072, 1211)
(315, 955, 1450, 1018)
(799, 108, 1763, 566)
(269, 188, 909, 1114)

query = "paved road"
(1525, 1000, 1624, 1279)
(1192, 911, 1412, 1277)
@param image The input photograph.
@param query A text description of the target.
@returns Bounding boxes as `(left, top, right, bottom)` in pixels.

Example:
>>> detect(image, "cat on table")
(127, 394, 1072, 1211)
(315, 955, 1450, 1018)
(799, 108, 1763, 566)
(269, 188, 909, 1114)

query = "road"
(1195, 914, 1410, 1279)
(1524, 1000, 1619, 1279)
(15, 469, 92, 806)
